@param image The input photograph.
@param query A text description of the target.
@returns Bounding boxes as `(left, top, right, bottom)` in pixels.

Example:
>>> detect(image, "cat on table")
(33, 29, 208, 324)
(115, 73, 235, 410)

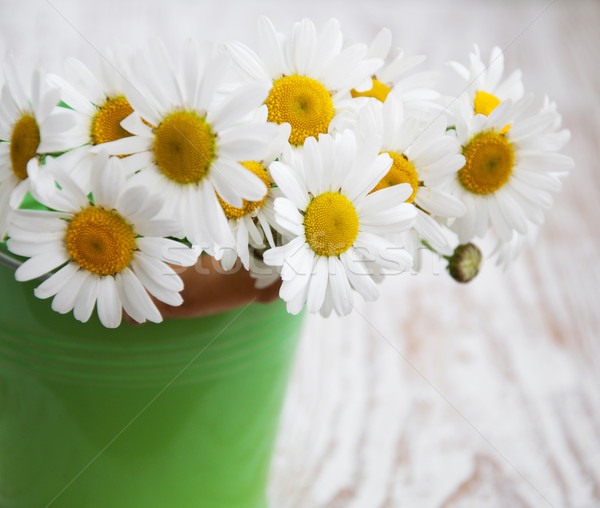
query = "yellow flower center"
(458, 131, 514, 195)
(10, 114, 40, 180)
(473, 91, 501, 116)
(265, 75, 334, 146)
(350, 78, 392, 103)
(218, 161, 270, 220)
(90, 96, 135, 145)
(370, 151, 419, 203)
(304, 192, 359, 257)
(66, 207, 136, 276)
(153, 111, 216, 184)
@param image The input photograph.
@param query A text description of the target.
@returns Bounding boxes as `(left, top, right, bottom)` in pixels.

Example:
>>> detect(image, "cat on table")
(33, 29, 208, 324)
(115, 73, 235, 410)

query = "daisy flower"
(446, 94, 573, 243)
(6, 153, 197, 328)
(99, 39, 279, 252)
(46, 50, 136, 191)
(0, 62, 76, 239)
(226, 16, 381, 148)
(356, 93, 467, 264)
(350, 27, 440, 115)
(263, 129, 417, 317)
(217, 120, 291, 271)
(447, 45, 524, 117)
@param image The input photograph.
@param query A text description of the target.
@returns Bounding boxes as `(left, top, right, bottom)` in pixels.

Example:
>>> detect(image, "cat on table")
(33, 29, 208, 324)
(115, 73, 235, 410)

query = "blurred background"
(1, 0, 598, 506)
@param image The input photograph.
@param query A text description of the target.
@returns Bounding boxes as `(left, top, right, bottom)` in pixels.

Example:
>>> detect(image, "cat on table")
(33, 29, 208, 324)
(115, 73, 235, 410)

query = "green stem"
(421, 239, 451, 261)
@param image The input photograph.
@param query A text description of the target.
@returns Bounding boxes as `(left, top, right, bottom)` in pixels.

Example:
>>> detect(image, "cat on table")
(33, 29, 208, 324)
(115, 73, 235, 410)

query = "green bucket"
(0, 263, 302, 507)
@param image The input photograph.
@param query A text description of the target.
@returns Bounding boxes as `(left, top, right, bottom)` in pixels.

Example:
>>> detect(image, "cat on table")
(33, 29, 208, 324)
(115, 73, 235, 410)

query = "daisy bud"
(447, 243, 482, 283)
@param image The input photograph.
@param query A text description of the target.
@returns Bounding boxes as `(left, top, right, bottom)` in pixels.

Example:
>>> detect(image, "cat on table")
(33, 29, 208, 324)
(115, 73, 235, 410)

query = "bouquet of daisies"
(0, 17, 573, 327)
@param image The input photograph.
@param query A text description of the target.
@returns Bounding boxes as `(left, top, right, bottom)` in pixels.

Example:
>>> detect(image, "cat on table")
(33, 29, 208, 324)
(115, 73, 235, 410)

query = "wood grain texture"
(0, 1, 598, 506)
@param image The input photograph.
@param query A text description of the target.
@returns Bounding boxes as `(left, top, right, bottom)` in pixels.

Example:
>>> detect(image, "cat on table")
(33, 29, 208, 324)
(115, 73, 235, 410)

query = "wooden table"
(2, 1, 598, 506)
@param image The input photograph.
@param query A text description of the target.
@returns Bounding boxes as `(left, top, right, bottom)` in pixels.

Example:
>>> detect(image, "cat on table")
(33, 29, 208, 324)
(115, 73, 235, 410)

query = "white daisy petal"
(274, 197, 304, 236)
(95, 135, 152, 155)
(263, 235, 304, 267)
(355, 232, 412, 271)
(306, 255, 328, 313)
(64, 57, 105, 101)
(214, 158, 267, 204)
(319, 283, 335, 318)
(136, 236, 197, 267)
(291, 18, 317, 76)
(40, 110, 76, 135)
(200, 181, 236, 247)
(340, 250, 378, 302)
(315, 131, 336, 191)
(116, 268, 163, 324)
(496, 190, 528, 235)
(208, 82, 269, 132)
(51, 269, 89, 315)
(301, 136, 324, 194)
(217, 122, 277, 161)
(344, 138, 389, 202)
(245, 215, 264, 246)
(6, 237, 63, 257)
(322, 44, 368, 90)
(195, 53, 230, 112)
(0, 124, 11, 141)
(210, 166, 244, 209)
(356, 183, 412, 216)
(120, 112, 154, 137)
(9, 209, 69, 232)
(473, 198, 490, 238)
(367, 27, 392, 59)
(219, 246, 239, 272)
(34, 262, 80, 299)
(235, 222, 251, 267)
(47, 73, 96, 115)
(9, 180, 32, 210)
(359, 202, 416, 233)
(506, 186, 545, 226)
(269, 161, 309, 209)
(517, 152, 574, 173)
(130, 255, 184, 305)
(415, 187, 467, 217)
(73, 275, 100, 323)
(0, 83, 19, 120)
(15, 249, 69, 282)
(286, 281, 310, 315)
(92, 154, 124, 209)
(279, 251, 314, 301)
(452, 200, 477, 243)
(415, 211, 452, 253)
(257, 16, 287, 77)
(328, 256, 353, 315)
(122, 78, 161, 126)
(96, 276, 122, 328)
(118, 151, 154, 175)
(183, 184, 210, 247)
(226, 41, 270, 82)
(487, 194, 513, 241)
(257, 211, 276, 247)
(311, 19, 343, 78)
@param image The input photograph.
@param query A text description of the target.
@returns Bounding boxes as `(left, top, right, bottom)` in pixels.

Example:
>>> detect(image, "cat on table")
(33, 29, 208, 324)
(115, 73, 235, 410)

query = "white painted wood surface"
(1, 1, 598, 506)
